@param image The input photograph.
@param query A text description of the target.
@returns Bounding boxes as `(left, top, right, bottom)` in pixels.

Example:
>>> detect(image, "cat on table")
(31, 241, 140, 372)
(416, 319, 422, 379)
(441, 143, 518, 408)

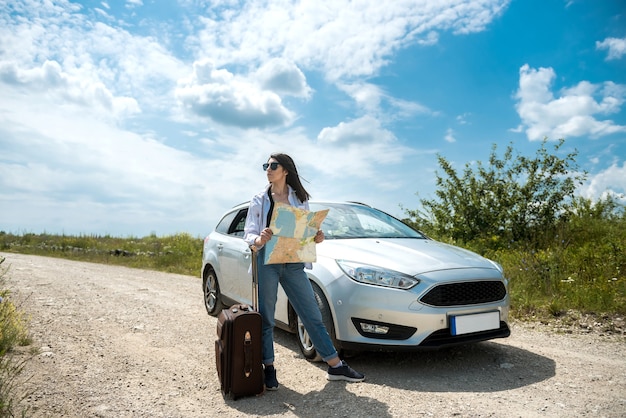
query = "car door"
(216, 208, 254, 304)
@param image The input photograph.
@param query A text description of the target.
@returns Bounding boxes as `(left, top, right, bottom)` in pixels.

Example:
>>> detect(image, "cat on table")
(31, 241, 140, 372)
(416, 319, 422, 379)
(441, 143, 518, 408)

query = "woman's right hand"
(256, 228, 273, 246)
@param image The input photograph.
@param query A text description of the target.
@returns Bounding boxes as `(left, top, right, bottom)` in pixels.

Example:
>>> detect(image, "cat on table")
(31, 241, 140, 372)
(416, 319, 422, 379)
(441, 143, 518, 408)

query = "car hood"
(317, 238, 500, 276)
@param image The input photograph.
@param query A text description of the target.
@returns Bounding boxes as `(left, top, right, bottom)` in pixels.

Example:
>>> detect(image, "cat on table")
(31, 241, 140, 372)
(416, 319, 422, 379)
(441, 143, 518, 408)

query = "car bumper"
(323, 270, 510, 350)
(337, 321, 511, 351)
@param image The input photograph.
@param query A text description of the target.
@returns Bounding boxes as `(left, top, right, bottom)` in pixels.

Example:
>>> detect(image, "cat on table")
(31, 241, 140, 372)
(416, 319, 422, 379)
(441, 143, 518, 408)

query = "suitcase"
(215, 246, 264, 399)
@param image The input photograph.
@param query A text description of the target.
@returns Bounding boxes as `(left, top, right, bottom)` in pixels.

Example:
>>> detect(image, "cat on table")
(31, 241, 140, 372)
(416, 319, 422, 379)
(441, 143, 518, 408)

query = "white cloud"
(0, 60, 140, 119)
(95, 7, 111, 19)
(339, 82, 433, 119)
(3, 0, 566, 236)
(318, 115, 395, 145)
(456, 113, 471, 125)
(0, 95, 199, 199)
(417, 31, 440, 46)
(0, 1, 187, 117)
(255, 58, 312, 99)
(0, 84, 269, 235)
(387, 97, 434, 119)
(126, 0, 143, 8)
(596, 37, 626, 61)
(315, 116, 415, 180)
(1, 0, 506, 131)
(514, 64, 626, 140)
(445, 128, 456, 143)
(194, 0, 511, 81)
(175, 59, 295, 128)
(579, 161, 626, 203)
(338, 83, 384, 113)
(0, 105, 201, 235)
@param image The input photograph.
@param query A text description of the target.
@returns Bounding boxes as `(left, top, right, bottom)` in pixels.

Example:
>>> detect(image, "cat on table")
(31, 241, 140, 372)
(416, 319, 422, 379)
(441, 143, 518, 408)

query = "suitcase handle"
(249, 246, 259, 311)
(243, 330, 253, 377)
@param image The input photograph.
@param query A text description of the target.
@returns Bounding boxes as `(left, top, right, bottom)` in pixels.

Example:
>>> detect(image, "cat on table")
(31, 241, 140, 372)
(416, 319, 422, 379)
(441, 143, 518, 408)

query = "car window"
(215, 210, 238, 234)
(214, 208, 247, 237)
(228, 209, 247, 237)
(310, 203, 425, 239)
(356, 213, 399, 235)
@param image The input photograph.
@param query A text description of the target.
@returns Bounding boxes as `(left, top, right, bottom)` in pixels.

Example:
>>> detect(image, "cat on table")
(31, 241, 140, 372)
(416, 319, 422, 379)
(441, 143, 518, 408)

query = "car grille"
(419, 281, 506, 306)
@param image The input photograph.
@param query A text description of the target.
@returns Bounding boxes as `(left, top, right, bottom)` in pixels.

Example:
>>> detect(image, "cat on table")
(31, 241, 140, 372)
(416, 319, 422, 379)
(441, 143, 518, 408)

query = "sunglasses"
(262, 162, 281, 171)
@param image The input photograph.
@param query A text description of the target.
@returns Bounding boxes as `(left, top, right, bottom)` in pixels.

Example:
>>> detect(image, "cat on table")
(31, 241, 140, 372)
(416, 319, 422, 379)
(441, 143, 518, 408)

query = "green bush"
(408, 139, 585, 245)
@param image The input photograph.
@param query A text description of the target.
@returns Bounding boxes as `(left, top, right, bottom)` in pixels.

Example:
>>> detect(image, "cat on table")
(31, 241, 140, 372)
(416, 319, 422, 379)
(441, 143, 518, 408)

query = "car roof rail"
(346, 201, 371, 207)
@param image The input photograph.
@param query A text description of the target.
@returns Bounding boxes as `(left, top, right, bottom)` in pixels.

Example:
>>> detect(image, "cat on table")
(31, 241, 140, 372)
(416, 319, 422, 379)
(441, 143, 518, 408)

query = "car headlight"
(337, 260, 419, 289)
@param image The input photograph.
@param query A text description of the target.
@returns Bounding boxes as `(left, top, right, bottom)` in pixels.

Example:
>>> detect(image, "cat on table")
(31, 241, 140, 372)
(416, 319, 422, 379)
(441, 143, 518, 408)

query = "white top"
(243, 183, 312, 268)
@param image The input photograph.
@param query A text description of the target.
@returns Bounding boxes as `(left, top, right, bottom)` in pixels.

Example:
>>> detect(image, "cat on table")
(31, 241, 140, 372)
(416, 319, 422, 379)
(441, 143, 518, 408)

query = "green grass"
(0, 257, 34, 417)
(465, 215, 626, 322)
(487, 245, 625, 317)
(0, 231, 203, 277)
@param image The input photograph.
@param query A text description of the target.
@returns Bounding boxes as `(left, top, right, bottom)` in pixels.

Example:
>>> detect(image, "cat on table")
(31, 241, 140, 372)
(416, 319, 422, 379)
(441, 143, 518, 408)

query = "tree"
(406, 139, 587, 247)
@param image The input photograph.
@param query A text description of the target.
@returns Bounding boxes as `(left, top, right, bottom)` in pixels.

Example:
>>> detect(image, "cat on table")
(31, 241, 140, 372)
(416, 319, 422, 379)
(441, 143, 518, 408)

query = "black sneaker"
(264, 365, 279, 390)
(327, 360, 365, 382)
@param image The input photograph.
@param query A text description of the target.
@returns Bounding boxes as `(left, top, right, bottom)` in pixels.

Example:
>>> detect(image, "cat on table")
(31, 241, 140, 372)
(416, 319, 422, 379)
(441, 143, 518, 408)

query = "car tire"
(203, 267, 225, 316)
(295, 282, 337, 362)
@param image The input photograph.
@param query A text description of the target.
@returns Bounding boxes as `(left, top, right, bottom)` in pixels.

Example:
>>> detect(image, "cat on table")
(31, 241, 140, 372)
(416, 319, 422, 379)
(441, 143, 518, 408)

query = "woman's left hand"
(314, 230, 325, 244)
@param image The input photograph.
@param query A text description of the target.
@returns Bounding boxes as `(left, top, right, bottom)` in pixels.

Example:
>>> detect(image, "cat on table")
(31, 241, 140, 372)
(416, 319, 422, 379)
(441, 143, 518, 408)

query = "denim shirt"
(243, 183, 312, 269)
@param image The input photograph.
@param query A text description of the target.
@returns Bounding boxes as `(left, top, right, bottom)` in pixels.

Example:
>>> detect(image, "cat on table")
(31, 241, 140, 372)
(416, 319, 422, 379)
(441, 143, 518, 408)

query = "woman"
(243, 153, 365, 390)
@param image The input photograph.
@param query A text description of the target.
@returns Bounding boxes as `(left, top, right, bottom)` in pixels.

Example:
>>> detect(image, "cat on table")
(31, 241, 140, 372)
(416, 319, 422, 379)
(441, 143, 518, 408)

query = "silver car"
(202, 201, 510, 360)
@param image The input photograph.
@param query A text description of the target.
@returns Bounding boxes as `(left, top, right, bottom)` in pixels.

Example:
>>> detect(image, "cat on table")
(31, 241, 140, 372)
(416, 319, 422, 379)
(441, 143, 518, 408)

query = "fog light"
(360, 322, 390, 334)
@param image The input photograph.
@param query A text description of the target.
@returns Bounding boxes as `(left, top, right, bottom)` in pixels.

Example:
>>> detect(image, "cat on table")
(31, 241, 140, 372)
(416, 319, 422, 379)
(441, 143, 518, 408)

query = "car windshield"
(309, 202, 426, 240)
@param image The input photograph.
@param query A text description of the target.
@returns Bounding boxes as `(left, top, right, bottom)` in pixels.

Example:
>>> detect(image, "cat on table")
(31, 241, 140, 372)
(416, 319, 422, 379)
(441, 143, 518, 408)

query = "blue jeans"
(257, 247, 338, 364)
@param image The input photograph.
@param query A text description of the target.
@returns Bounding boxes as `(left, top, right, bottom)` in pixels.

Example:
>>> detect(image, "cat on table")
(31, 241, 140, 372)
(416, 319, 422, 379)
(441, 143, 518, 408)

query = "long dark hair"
(270, 153, 311, 203)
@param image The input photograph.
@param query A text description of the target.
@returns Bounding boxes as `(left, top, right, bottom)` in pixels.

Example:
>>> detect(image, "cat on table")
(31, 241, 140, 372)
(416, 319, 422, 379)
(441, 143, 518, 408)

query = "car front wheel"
(295, 282, 337, 362)
(203, 267, 225, 316)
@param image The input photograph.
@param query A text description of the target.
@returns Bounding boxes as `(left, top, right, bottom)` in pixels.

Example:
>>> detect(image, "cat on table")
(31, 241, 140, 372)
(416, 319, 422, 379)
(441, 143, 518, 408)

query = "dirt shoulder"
(3, 252, 625, 417)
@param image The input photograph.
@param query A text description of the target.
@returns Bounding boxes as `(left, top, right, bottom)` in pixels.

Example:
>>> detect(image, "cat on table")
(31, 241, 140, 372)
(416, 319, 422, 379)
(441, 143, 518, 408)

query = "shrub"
(0, 257, 33, 417)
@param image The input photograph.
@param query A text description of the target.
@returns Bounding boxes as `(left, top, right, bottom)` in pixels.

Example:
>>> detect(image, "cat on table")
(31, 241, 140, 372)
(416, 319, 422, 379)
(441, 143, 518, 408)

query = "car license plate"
(450, 311, 500, 336)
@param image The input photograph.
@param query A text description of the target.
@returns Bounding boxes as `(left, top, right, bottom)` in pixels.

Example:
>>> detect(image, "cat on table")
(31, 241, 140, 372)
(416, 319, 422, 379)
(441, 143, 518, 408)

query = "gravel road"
(3, 252, 625, 417)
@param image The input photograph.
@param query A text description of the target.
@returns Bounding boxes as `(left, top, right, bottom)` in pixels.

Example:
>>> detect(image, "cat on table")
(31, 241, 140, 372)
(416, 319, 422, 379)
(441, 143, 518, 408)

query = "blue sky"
(1, 0, 625, 237)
